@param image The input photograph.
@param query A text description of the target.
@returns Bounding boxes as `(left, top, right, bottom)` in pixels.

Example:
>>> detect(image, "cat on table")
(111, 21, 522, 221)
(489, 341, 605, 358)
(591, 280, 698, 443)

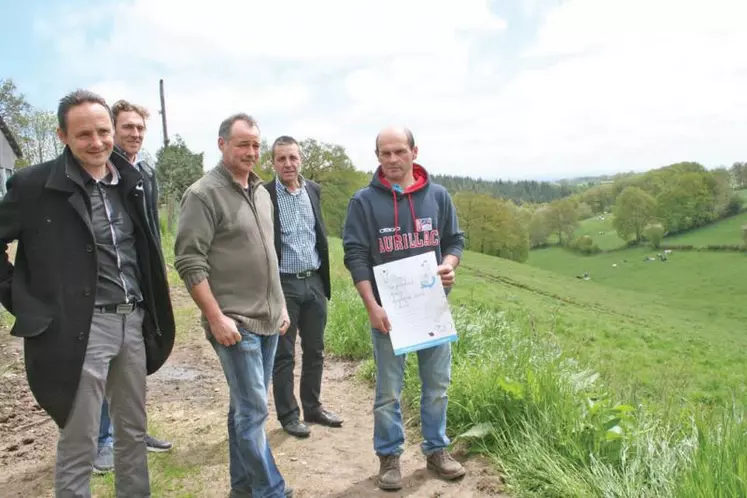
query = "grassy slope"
(327, 238, 746, 496)
(464, 245, 747, 408)
(570, 214, 627, 250)
(663, 210, 747, 246)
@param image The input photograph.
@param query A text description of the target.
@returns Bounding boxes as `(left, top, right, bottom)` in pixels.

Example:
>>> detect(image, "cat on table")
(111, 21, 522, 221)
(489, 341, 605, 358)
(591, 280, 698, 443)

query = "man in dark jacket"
(342, 126, 466, 491)
(0, 89, 175, 497)
(264, 136, 342, 439)
(92, 99, 172, 474)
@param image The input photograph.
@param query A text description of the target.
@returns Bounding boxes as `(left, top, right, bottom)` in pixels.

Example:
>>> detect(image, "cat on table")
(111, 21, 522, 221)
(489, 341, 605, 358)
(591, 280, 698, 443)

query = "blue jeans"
(211, 328, 287, 498)
(98, 399, 114, 448)
(371, 328, 452, 456)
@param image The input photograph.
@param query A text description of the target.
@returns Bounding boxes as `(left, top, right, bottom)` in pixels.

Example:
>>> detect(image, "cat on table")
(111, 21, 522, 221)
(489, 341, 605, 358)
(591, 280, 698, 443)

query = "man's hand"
(437, 263, 456, 288)
(368, 304, 392, 334)
(208, 313, 242, 347)
(279, 308, 290, 335)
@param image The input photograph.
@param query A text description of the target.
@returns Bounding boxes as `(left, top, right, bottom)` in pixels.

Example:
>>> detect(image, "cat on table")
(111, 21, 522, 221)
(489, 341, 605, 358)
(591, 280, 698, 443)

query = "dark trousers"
(273, 272, 328, 426)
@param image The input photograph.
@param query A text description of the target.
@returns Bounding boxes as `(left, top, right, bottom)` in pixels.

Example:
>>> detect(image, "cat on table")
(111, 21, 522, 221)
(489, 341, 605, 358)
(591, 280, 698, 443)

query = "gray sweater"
(174, 163, 285, 336)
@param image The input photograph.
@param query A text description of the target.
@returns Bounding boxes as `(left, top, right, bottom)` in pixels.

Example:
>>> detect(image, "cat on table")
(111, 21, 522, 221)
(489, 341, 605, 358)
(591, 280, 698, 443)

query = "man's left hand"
(279, 308, 291, 335)
(437, 263, 455, 288)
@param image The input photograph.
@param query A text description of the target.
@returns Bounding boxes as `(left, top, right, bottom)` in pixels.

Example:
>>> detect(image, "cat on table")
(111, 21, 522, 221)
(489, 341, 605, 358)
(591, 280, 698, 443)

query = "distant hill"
(431, 173, 580, 204)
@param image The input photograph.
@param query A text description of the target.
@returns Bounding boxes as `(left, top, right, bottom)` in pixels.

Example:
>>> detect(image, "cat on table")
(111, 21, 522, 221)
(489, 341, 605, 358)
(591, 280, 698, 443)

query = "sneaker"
(426, 449, 466, 480)
(145, 434, 173, 452)
(93, 445, 114, 474)
(377, 454, 402, 491)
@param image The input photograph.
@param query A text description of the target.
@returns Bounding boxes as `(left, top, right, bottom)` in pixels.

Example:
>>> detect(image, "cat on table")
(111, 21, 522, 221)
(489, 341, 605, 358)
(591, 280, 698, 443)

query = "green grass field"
(570, 214, 628, 250)
(663, 210, 747, 246)
(325, 238, 747, 497)
(572, 194, 747, 250)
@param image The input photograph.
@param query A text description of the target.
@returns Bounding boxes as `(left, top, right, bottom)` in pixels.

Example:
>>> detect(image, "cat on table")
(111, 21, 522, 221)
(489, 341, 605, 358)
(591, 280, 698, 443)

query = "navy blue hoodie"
(342, 163, 465, 304)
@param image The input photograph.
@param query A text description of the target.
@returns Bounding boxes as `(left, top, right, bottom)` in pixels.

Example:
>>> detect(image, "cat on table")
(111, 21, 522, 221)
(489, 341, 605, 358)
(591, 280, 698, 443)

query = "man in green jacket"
(174, 113, 292, 498)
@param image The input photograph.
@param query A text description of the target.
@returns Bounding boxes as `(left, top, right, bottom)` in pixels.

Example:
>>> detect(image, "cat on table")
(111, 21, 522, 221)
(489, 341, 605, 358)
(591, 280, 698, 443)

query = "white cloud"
(39, 0, 747, 180)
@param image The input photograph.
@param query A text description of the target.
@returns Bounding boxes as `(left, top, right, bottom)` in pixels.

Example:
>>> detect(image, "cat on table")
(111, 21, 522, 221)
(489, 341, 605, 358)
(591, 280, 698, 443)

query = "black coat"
(264, 178, 331, 300)
(0, 148, 176, 428)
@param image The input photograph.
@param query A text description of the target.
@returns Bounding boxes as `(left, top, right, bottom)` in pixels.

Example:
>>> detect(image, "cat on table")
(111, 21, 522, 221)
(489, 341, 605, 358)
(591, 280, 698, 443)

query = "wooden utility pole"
(159, 79, 169, 148)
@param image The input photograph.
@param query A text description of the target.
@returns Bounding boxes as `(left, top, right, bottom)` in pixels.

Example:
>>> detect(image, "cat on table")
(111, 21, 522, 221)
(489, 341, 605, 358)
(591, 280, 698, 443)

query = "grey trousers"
(55, 307, 149, 498)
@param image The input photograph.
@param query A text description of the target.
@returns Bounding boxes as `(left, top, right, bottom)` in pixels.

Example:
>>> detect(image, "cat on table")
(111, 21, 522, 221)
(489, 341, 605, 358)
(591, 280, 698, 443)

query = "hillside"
(464, 245, 746, 407)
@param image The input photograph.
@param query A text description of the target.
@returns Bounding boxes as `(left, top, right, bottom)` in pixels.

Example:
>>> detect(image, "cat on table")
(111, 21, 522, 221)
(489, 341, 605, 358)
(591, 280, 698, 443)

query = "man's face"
(114, 110, 146, 159)
(218, 120, 261, 175)
(376, 133, 418, 183)
(57, 102, 114, 170)
(272, 143, 302, 184)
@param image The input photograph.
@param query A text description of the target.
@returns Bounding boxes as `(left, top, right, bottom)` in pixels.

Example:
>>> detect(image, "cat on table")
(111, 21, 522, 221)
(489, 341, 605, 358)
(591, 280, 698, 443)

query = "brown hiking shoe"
(377, 454, 402, 491)
(426, 449, 466, 480)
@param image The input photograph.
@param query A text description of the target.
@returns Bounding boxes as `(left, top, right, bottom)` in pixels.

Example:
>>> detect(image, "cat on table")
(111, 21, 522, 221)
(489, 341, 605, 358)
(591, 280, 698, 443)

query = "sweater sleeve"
(440, 190, 465, 260)
(174, 189, 215, 289)
(342, 196, 373, 284)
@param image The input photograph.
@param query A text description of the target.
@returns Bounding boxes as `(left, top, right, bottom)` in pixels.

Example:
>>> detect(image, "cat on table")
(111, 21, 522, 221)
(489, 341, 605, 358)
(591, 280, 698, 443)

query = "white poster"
(373, 251, 458, 355)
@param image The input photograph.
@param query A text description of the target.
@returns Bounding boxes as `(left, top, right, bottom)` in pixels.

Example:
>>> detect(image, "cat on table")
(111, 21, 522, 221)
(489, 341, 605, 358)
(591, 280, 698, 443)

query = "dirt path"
(0, 285, 506, 498)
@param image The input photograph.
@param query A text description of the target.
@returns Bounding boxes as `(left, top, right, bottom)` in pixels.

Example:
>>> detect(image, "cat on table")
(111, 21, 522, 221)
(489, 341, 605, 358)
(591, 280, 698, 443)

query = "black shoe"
(305, 408, 343, 428)
(145, 434, 173, 452)
(283, 420, 311, 438)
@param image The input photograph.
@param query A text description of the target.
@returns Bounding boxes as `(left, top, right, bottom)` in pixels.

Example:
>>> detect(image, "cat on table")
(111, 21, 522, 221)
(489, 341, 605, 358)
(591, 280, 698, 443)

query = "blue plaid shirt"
(276, 177, 321, 274)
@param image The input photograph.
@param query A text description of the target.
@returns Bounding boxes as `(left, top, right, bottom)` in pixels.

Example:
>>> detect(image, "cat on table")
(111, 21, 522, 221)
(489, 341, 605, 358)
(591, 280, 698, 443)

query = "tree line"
(1, 79, 61, 166)
(3, 77, 744, 262)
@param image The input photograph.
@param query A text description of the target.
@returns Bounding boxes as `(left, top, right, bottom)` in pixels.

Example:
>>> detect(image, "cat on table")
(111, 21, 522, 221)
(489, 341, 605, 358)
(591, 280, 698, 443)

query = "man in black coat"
(0, 89, 175, 497)
(264, 136, 342, 439)
(92, 99, 173, 475)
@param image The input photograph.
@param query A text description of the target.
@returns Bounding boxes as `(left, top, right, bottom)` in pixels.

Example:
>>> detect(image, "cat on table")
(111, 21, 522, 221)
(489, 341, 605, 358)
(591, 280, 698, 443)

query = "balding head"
(375, 126, 415, 154)
(375, 125, 419, 185)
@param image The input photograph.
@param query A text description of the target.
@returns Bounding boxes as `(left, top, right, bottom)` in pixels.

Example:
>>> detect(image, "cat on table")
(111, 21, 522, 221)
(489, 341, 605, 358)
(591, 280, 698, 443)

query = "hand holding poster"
(373, 251, 458, 355)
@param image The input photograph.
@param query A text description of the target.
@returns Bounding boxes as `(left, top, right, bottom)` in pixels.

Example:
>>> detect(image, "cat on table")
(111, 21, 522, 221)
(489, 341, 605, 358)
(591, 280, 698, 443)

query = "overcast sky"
(2, 0, 746, 180)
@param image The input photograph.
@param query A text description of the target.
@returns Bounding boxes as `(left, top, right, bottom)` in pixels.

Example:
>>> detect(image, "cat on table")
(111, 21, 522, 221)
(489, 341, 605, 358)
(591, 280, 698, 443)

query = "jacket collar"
(215, 161, 262, 190)
(45, 146, 143, 194)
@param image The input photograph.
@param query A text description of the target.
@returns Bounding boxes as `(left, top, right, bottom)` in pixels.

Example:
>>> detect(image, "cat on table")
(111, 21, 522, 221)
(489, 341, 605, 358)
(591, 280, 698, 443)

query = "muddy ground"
(0, 283, 506, 497)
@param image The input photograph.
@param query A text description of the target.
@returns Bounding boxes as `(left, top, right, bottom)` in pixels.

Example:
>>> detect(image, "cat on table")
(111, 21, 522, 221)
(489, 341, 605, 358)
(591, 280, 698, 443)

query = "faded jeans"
(371, 328, 452, 457)
(98, 399, 113, 448)
(210, 328, 287, 498)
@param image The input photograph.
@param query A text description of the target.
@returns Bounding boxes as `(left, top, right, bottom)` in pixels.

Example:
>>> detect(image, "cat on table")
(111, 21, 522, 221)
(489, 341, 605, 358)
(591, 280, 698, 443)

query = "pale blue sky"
(2, 0, 746, 180)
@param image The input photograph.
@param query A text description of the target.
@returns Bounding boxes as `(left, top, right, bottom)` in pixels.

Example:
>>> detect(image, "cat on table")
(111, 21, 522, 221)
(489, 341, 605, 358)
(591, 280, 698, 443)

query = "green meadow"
(324, 230, 747, 497)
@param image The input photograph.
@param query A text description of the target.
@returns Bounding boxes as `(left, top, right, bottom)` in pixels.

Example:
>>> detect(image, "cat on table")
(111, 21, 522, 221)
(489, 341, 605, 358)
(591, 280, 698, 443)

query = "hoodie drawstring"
(392, 189, 417, 232)
(392, 189, 399, 230)
(407, 194, 416, 225)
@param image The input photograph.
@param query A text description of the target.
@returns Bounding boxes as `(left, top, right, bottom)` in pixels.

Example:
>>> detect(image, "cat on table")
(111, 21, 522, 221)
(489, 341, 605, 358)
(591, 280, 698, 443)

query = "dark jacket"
(264, 177, 331, 300)
(0, 147, 176, 428)
(114, 145, 161, 243)
(342, 163, 465, 304)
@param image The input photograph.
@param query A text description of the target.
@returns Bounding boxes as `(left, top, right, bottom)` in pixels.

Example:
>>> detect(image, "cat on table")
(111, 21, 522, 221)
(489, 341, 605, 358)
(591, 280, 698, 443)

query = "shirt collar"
(275, 175, 305, 193)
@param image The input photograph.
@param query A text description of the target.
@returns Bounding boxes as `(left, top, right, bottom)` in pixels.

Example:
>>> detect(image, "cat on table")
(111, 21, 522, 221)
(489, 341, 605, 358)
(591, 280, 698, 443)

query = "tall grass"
(325, 276, 747, 497)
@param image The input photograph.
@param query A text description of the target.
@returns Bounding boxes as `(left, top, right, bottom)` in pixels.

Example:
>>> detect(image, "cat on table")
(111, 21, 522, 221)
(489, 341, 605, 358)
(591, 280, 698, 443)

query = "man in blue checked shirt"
(264, 136, 343, 438)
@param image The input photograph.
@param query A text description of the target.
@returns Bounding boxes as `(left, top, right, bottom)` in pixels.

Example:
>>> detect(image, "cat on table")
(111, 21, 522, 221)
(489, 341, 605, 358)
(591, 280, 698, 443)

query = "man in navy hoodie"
(342, 126, 466, 491)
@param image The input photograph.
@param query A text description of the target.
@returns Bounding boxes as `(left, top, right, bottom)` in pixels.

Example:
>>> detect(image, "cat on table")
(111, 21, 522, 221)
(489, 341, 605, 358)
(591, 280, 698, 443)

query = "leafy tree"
(155, 135, 205, 232)
(453, 192, 529, 262)
(613, 186, 657, 242)
(731, 162, 746, 189)
(545, 198, 579, 245)
(528, 206, 553, 247)
(1, 79, 62, 168)
(643, 223, 665, 249)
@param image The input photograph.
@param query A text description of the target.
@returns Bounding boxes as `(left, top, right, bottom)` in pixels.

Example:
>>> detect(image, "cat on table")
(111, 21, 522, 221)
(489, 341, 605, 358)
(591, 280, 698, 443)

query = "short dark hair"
(57, 89, 112, 134)
(271, 135, 300, 160)
(218, 113, 259, 141)
(375, 127, 415, 154)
